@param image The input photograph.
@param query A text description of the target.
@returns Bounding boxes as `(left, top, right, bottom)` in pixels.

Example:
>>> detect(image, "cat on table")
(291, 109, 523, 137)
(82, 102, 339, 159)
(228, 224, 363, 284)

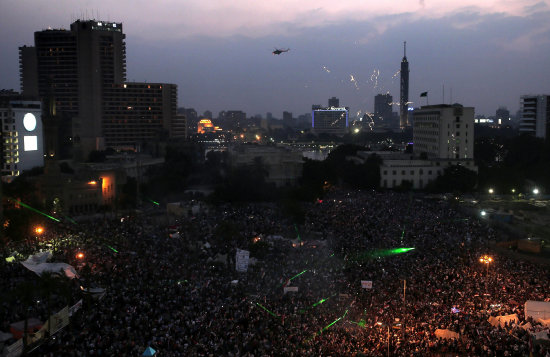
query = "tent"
(21, 262, 78, 279)
(435, 329, 459, 340)
(525, 300, 550, 320)
(487, 314, 519, 328)
(142, 346, 156, 356)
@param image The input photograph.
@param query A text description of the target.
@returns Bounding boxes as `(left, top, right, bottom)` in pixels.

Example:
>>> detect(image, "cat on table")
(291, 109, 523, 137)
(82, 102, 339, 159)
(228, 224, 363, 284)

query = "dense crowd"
(1, 189, 549, 356)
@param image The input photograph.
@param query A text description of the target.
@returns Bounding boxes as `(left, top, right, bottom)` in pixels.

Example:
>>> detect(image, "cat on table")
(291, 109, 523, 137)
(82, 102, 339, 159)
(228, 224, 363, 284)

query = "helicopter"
(272, 48, 290, 55)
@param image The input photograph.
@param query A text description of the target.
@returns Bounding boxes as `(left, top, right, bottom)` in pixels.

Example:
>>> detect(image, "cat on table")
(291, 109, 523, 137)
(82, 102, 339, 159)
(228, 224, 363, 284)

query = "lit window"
(24, 136, 37, 151)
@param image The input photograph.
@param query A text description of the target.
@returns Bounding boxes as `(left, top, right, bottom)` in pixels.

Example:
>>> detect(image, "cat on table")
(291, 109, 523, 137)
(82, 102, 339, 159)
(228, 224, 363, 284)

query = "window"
(401, 170, 405, 175)
(410, 170, 414, 175)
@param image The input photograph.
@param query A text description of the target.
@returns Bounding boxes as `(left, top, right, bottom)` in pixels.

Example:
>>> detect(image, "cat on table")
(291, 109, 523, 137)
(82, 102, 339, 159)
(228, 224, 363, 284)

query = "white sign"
(361, 280, 373, 289)
(284, 286, 299, 293)
(235, 249, 250, 272)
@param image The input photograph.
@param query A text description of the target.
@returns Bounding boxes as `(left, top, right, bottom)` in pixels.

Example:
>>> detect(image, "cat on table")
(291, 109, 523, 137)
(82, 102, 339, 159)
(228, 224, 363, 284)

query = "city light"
(34, 226, 44, 234)
(533, 188, 539, 195)
(488, 188, 494, 194)
(76, 252, 85, 260)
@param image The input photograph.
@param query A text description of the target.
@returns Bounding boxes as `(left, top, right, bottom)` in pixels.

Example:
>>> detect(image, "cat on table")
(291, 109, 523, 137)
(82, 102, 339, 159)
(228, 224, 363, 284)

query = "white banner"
(49, 306, 69, 335)
(283, 286, 298, 293)
(69, 299, 83, 317)
(235, 249, 250, 272)
(5, 338, 23, 357)
(361, 280, 372, 289)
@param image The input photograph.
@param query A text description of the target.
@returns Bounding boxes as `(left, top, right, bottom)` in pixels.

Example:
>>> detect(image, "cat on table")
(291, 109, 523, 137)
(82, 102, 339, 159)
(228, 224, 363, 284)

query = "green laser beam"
(106, 245, 118, 253)
(320, 309, 348, 333)
(147, 198, 160, 206)
(348, 247, 416, 262)
(289, 269, 307, 281)
(63, 215, 78, 225)
(13, 199, 60, 222)
(255, 303, 279, 318)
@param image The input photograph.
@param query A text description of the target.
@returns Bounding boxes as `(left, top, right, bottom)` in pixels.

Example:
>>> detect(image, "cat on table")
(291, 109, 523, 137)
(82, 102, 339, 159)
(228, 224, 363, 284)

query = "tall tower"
(399, 41, 409, 129)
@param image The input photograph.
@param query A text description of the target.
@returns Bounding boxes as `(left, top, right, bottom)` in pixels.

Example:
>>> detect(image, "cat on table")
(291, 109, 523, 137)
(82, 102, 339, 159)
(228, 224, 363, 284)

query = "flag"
(420, 92, 428, 97)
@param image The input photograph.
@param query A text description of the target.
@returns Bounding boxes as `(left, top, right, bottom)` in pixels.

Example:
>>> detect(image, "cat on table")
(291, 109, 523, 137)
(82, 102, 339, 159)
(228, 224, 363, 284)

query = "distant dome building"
(197, 119, 214, 134)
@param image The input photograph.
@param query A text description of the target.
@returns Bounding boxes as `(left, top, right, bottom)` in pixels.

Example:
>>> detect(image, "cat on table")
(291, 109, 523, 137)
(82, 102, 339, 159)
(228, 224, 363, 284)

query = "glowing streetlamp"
(488, 188, 494, 195)
(75, 252, 85, 260)
(34, 226, 44, 235)
(533, 188, 539, 195)
(479, 255, 493, 275)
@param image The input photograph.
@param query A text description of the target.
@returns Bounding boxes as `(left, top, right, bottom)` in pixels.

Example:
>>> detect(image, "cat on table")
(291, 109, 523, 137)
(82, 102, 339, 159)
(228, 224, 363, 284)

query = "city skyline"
(1, 0, 550, 119)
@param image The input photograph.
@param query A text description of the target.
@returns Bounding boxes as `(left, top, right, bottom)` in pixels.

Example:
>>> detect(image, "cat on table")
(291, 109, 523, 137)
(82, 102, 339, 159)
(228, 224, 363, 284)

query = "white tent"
(435, 329, 459, 339)
(21, 262, 78, 279)
(525, 300, 550, 320)
(487, 314, 519, 328)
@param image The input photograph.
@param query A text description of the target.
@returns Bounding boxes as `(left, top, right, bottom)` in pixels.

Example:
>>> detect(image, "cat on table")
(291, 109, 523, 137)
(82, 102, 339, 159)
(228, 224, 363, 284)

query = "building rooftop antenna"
(404, 41, 407, 58)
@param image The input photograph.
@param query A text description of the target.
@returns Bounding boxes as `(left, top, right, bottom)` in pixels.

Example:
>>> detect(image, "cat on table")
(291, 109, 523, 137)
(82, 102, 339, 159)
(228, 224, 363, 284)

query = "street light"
(34, 226, 44, 235)
(479, 255, 493, 274)
(488, 188, 494, 194)
(533, 188, 539, 195)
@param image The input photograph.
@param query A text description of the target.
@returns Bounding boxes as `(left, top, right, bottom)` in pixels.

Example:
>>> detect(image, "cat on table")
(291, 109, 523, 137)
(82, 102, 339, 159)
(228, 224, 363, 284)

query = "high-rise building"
(328, 97, 339, 107)
(399, 42, 409, 129)
(0, 91, 44, 178)
(374, 94, 393, 122)
(413, 104, 474, 159)
(495, 107, 510, 126)
(519, 95, 550, 138)
(102, 83, 180, 148)
(283, 111, 294, 127)
(20, 20, 179, 158)
(312, 104, 349, 135)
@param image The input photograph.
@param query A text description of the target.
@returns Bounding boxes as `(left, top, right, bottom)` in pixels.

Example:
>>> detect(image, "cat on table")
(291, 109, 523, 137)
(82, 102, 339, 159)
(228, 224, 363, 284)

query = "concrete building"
(312, 104, 349, 135)
(328, 97, 340, 107)
(20, 19, 179, 158)
(102, 82, 180, 149)
(0, 93, 44, 179)
(495, 107, 511, 127)
(519, 95, 550, 138)
(374, 93, 394, 123)
(375, 103, 476, 189)
(228, 144, 303, 187)
(413, 104, 474, 160)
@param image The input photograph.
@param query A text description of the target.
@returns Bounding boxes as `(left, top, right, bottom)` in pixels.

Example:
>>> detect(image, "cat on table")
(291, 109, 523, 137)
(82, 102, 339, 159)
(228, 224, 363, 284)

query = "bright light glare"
(533, 188, 539, 194)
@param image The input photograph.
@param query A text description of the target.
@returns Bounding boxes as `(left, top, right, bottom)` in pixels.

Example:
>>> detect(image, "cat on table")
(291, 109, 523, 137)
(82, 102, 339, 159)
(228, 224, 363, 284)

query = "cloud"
(3, 0, 547, 40)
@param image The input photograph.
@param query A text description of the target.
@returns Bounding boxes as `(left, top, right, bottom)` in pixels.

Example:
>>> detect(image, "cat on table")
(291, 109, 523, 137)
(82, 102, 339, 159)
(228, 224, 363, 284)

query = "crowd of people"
(1, 189, 549, 356)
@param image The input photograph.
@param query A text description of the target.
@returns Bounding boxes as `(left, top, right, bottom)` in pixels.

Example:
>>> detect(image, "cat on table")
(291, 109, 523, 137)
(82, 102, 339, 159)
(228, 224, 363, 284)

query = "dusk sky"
(1, 0, 549, 119)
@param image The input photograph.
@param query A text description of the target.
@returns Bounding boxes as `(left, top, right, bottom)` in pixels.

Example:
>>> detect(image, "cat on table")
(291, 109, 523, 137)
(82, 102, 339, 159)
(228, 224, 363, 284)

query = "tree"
(428, 165, 477, 193)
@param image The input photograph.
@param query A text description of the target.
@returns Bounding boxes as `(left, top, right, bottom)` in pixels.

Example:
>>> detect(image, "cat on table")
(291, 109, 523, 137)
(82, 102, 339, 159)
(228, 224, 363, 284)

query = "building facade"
(519, 95, 550, 138)
(312, 105, 349, 135)
(374, 93, 393, 123)
(0, 95, 44, 178)
(20, 19, 179, 158)
(413, 104, 474, 160)
(374, 103, 476, 189)
(228, 144, 303, 187)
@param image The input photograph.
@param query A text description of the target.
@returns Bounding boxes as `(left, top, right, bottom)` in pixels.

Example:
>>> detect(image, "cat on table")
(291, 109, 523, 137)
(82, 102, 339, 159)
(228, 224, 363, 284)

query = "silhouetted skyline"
(1, 0, 549, 118)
